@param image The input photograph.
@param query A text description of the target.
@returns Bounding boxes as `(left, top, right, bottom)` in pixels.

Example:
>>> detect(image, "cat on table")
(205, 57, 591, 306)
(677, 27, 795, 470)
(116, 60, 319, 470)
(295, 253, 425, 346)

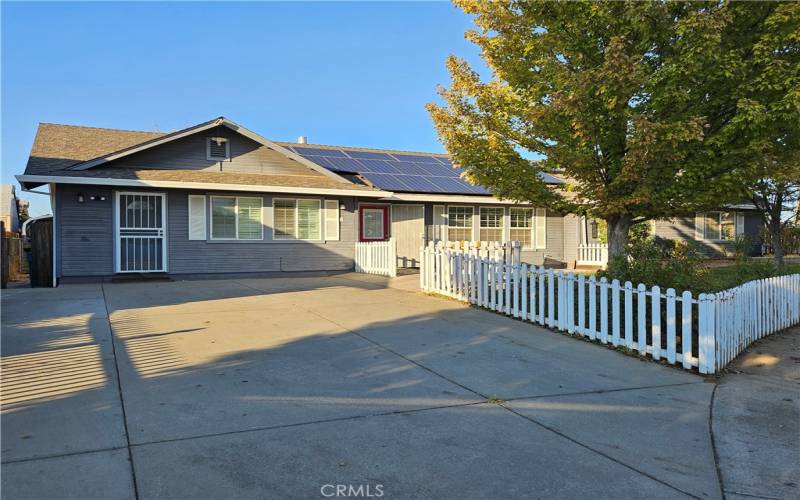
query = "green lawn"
(704, 263, 800, 293)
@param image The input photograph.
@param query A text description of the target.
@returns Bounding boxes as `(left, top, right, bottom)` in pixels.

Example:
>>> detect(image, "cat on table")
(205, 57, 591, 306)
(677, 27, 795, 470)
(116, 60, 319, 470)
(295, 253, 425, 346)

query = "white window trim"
(479, 206, 505, 241)
(701, 211, 738, 242)
(273, 197, 323, 241)
(206, 137, 230, 161)
(509, 207, 535, 249)
(210, 195, 263, 241)
(446, 205, 475, 241)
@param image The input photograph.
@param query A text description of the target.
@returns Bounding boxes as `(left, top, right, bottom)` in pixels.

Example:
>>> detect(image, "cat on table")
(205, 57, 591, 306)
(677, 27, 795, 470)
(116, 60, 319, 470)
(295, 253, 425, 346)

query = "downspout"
(49, 183, 57, 287)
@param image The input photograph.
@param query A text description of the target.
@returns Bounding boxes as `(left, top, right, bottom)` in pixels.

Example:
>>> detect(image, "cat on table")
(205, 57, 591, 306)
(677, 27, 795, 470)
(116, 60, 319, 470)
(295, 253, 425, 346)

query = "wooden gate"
(29, 218, 53, 287)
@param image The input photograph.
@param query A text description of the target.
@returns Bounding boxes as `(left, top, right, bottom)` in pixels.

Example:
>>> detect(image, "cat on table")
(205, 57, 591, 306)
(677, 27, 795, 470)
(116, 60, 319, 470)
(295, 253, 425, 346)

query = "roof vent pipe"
(297, 136, 307, 144)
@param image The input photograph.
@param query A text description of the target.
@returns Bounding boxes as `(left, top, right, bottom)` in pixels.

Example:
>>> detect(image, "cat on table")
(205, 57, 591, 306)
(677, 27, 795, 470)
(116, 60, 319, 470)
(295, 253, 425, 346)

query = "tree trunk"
(769, 219, 785, 268)
(606, 215, 633, 259)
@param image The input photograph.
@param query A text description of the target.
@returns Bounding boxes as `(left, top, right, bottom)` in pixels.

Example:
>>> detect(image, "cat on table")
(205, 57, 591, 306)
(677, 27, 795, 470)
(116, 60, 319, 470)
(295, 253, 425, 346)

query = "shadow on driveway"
(2, 273, 719, 499)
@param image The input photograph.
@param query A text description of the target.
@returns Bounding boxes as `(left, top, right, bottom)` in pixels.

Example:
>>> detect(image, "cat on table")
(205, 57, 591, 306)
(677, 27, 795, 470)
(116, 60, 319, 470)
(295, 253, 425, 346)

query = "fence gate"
(116, 192, 167, 273)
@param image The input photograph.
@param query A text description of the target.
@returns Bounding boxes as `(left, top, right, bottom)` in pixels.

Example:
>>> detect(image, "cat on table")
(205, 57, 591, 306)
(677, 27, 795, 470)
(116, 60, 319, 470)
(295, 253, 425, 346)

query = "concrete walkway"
(2, 273, 720, 499)
(712, 327, 800, 499)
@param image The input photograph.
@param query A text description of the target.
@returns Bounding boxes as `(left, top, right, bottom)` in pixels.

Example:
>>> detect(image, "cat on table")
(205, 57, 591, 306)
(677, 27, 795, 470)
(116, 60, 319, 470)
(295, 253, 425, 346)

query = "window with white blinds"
(447, 206, 473, 241)
(210, 196, 262, 240)
(237, 197, 263, 240)
(324, 200, 340, 241)
(188, 195, 206, 240)
(273, 198, 322, 240)
(479, 207, 504, 242)
(298, 200, 321, 240)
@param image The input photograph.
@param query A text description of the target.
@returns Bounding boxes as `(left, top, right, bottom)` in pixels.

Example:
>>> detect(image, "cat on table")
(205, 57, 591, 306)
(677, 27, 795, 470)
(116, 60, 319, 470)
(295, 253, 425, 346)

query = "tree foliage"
(428, 1, 799, 256)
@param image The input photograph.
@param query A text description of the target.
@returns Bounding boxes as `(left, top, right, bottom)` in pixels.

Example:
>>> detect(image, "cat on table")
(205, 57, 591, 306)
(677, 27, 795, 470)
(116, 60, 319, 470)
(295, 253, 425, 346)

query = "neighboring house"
(0, 184, 24, 233)
(16, 117, 763, 284)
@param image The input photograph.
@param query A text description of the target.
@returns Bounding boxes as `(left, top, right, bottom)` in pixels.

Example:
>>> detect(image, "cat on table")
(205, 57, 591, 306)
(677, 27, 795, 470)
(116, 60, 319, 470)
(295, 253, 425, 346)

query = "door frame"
(358, 203, 391, 242)
(114, 191, 168, 273)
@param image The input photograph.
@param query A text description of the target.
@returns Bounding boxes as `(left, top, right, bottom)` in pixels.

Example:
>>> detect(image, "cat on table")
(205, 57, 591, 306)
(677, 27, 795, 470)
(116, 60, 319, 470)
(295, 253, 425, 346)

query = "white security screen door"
(116, 192, 167, 272)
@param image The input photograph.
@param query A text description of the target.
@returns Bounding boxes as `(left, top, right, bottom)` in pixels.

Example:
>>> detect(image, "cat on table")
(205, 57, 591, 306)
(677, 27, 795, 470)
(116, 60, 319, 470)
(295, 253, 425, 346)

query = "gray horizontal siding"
(106, 126, 323, 177)
(57, 184, 115, 276)
(56, 184, 361, 278)
(168, 191, 357, 274)
(654, 212, 763, 256)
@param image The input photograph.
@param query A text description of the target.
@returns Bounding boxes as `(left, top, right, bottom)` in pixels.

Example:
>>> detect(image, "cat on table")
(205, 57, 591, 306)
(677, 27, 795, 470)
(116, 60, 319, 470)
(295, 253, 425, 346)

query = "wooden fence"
(355, 239, 397, 277)
(420, 244, 800, 374)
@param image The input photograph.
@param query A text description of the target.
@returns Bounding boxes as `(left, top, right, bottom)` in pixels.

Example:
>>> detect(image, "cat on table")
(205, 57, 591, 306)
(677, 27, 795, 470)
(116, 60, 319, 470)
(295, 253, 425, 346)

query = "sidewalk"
(712, 327, 800, 499)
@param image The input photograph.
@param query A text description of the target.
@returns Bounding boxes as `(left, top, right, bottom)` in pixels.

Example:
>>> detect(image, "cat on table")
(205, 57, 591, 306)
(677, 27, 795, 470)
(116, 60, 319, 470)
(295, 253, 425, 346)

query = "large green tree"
(428, 1, 799, 257)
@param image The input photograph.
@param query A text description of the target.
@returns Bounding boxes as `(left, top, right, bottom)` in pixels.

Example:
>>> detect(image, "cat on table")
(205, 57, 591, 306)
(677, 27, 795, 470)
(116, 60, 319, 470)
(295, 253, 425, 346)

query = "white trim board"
(16, 175, 392, 198)
(382, 193, 527, 205)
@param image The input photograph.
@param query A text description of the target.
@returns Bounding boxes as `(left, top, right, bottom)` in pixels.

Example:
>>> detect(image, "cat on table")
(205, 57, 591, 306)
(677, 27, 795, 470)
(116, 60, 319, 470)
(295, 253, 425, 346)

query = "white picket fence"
(355, 239, 397, 277)
(420, 244, 800, 374)
(577, 243, 608, 266)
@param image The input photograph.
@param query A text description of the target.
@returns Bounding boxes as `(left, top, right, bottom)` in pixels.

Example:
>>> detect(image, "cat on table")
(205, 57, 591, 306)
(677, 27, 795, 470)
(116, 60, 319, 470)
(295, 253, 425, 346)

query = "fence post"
(389, 238, 397, 278)
(698, 293, 717, 374)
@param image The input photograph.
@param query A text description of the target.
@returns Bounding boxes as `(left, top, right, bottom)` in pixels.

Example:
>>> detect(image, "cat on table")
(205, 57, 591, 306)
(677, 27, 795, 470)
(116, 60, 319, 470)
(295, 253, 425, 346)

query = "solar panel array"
(288, 146, 490, 194)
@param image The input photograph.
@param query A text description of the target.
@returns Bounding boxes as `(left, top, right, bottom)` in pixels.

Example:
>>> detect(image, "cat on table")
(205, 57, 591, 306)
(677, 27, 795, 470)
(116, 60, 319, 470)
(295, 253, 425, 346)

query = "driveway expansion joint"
(101, 282, 140, 500)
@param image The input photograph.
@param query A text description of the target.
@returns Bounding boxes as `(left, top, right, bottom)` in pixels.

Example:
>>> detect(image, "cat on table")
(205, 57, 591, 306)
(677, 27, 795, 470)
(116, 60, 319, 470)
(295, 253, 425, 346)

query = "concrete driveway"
(2, 273, 720, 499)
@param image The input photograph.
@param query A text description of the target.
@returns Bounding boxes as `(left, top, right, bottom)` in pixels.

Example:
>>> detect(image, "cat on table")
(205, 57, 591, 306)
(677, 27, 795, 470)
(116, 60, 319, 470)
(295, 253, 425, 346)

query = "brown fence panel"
(30, 219, 53, 287)
(1, 221, 7, 289)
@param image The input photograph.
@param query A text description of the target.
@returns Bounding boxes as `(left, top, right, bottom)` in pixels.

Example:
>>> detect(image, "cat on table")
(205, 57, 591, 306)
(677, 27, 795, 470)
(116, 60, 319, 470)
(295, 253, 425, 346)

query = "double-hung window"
(211, 196, 263, 240)
(274, 199, 322, 240)
(509, 207, 546, 249)
(703, 212, 735, 241)
(510, 208, 533, 248)
(479, 207, 504, 241)
(447, 206, 473, 241)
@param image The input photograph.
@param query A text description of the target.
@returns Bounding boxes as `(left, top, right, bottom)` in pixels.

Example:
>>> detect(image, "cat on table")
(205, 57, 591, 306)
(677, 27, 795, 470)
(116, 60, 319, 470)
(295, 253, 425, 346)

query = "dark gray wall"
(55, 185, 573, 279)
(654, 213, 763, 256)
(105, 126, 323, 177)
(55, 184, 361, 278)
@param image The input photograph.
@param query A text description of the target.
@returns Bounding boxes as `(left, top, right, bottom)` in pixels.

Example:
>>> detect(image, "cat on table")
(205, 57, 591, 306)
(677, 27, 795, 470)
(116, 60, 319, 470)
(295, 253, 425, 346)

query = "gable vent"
(206, 137, 230, 161)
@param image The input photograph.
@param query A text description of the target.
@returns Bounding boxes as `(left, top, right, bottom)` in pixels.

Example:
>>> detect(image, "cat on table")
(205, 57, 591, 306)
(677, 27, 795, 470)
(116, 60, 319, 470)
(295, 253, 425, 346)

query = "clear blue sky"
(1, 1, 486, 216)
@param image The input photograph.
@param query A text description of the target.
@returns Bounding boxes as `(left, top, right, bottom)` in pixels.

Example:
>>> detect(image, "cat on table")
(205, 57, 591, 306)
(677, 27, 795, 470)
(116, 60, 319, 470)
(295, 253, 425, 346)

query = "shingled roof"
(25, 123, 165, 176)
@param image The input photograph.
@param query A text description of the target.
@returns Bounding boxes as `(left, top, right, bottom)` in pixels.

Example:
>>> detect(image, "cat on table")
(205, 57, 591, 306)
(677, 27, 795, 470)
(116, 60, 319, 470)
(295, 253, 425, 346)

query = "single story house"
(16, 117, 763, 284)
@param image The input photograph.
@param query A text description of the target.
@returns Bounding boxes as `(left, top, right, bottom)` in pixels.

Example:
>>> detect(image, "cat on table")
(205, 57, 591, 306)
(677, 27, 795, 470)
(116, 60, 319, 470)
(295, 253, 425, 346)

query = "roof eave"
(15, 174, 392, 198)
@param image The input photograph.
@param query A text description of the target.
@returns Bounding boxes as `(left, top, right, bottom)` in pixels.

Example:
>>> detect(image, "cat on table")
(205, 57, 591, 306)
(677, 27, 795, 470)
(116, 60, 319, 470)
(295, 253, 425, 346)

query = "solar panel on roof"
(309, 156, 361, 173)
(390, 153, 443, 164)
(360, 172, 413, 191)
(394, 175, 443, 192)
(390, 162, 430, 176)
(290, 146, 348, 158)
(355, 159, 402, 174)
(344, 150, 395, 160)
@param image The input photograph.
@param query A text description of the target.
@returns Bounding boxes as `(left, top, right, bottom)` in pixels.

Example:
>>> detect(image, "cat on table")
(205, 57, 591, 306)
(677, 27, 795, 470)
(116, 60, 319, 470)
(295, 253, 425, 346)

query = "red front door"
(359, 205, 389, 242)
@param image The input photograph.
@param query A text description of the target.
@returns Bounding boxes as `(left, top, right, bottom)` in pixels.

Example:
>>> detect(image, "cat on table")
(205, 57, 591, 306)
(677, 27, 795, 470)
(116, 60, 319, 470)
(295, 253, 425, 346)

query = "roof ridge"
(38, 122, 166, 135)
(274, 141, 450, 157)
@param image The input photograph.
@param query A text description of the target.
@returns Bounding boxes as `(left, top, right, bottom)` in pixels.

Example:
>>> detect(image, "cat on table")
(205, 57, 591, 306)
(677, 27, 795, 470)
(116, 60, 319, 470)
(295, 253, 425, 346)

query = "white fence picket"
(419, 245, 799, 374)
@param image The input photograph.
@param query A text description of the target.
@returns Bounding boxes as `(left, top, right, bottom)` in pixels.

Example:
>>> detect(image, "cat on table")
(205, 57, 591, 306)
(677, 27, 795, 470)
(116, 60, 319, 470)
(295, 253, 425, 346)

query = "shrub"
(599, 238, 710, 292)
